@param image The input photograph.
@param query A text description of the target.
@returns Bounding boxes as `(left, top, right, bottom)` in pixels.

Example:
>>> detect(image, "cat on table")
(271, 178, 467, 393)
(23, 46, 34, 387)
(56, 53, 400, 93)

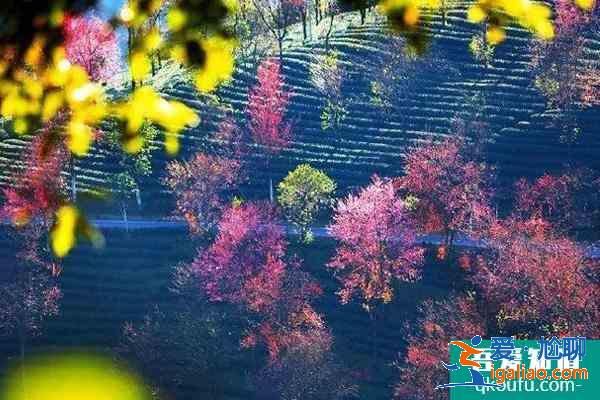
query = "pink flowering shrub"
(396, 139, 493, 243)
(64, 14, 121, 82)
(328, 177, 425, 308)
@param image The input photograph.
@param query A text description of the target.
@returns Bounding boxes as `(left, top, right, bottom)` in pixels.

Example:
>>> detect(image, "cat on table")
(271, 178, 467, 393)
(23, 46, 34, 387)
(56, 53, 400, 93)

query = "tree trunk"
(302, 11, 307, 41)
(278, 38, 284, 65)
(122, 201, 129, 232)
(315, 0, 321, 25)
(269, 177, 274, 203)
(325, 15, 335, 53)
(442, 3, 447, 26)
(128, 27, 136, 90)
(370, 308, 378, 368)
(70, 162, 77, 201)
(135, 188, 142, 210)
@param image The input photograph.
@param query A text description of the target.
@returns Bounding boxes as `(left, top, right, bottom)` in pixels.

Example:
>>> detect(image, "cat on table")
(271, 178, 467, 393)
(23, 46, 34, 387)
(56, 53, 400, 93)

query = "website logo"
(436, 335, 502, 390)
(439, 337, 599, 399)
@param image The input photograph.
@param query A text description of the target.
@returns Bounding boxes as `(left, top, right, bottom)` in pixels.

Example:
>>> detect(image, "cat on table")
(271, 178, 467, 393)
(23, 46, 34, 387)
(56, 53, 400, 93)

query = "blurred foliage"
(373, 0, 595, 54)
(50, 204, 104, 257)
(1, 352, 151, 400)
(0, 0, 239, 256)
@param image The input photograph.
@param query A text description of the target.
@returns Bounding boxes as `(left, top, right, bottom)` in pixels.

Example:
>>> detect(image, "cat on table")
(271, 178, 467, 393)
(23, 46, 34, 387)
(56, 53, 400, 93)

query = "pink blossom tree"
(2, 126, 67, 225)
(192, 202, 325, 363)
(328, 176, 425, 311)
(514, 173, 578, 233)
(192, 202, 287, 311)
(530, 1, 600, 112)
(472, 216, 599, 337)
(395, 138, 493, 254)
(247, 58, 292, 202)
(64, 14, 121, 82)
(164, 153, 241, 235)
(63, 15, 120, 201)
(0, 223, 62, 365)
(394, 296, 485, 400)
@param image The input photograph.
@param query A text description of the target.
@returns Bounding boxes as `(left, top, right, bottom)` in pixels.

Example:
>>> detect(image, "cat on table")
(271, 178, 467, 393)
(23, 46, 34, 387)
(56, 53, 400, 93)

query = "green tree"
(104, 119, 158, 229)
(277, 164, 336, 243)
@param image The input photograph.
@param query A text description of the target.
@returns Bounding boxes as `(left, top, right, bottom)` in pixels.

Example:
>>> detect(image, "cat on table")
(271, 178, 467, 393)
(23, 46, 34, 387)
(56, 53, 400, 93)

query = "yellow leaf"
(536, 20, 555, 40)
(404, 4, 421, 26)
(170, 45, 187, 64)
(24, 79, 43, 99)
(1, 93, 27, 118)
(575, 0, 595, 10)
(143, 28, 162, 51)
(223, 0, 240, 13)
(467, 5, 486, 23)
(42, 91, 64, 121)
(124, 135, 144, 154)
(1, 352, 151, 400)
(67, 120, 93, 156)
(130, 52, 151, 81)
(486, 26, 506, 45)
(13, 118, 28, 134)
(194, 36, 235, 93)
(51, 205, 79, 258)
(24, 36, 45, 67)
(165, 133, 180, 155)
(166, 8, 187, 32)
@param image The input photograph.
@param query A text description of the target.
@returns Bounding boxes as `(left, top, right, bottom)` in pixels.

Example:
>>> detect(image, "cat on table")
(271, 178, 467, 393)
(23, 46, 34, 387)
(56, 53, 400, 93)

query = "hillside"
(1, 4, 600, 216)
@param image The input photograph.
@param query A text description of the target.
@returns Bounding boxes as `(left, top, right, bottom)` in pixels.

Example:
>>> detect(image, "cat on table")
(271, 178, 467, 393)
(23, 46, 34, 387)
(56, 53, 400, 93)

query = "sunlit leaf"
(1, 352, 150, 400)
(50, 205, 79, 258)
(195, 36, 236, 93)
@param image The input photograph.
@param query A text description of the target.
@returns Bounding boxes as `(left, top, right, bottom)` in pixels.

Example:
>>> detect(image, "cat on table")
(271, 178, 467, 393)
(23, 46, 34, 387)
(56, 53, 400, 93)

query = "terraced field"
(0, 227, 452, 399)
(2, 4, 600, 217)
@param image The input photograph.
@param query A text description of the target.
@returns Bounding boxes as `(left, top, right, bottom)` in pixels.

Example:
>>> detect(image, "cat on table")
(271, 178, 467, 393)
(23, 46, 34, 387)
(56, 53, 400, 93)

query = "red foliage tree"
(192, 202, 287, 310)
(530, 1, 600, 109)
(255, 327, 358, 400)
(242, 266, 325, 362)
(395, 138, 493, 249)
(394, 296, 485, 400)
(555, 0, 591, 36)
(328, 177, 425, 310)
(64, 14, 121, 82)
(213, 116, 245, 159)
(514, 170, 600, 234)
(514, 173, 578, 232)
(247, 58, 292, 201)
(2, 126, 67, 225)
(164, 153, 241, 235)
(473, 216, 599, 337)
(0, 223, 62, 362)
(192, 202, 325, 362)
(248, 58, 291, 151)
